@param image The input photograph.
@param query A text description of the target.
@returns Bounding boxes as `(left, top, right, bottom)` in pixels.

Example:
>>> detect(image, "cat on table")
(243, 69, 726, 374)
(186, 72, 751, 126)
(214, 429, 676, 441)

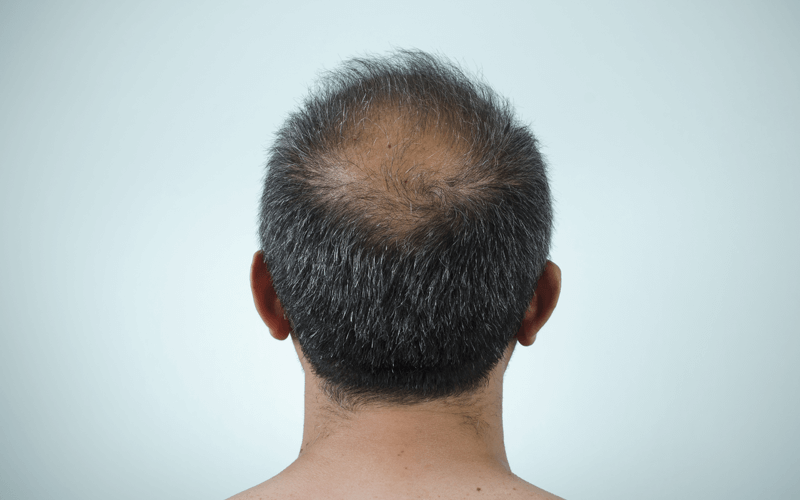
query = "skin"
(231, 251, 562, 500)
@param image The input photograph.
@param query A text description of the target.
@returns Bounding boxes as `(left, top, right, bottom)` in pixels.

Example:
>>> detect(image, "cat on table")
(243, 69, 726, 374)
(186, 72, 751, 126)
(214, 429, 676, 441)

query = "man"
(235, 50, 562, 500)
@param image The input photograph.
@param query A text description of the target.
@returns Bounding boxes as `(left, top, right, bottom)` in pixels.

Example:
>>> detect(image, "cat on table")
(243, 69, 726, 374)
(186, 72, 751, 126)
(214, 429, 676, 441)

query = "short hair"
(258, 50, 552, 406)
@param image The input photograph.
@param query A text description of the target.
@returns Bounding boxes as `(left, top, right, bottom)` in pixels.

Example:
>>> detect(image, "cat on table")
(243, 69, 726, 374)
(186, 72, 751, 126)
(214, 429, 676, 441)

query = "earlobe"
(515, 261, 561, 347)
(250, 251, 292, 340)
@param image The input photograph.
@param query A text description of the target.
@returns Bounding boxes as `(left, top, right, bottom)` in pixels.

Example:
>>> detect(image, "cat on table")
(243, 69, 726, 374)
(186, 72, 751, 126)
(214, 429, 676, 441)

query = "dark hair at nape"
(258, 49, 552, 406)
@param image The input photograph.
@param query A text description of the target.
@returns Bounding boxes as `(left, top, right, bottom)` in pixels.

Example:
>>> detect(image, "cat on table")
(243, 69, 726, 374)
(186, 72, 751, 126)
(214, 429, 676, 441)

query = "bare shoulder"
(505, 474, 565, 499)
(225, 481, 269, 500)
(226, 474, 294, 500)
(227, 473, 563, 500)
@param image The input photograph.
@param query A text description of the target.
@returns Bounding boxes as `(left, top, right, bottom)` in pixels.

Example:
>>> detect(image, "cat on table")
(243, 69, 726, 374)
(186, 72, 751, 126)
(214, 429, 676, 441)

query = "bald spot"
(301, 102, 497, 236)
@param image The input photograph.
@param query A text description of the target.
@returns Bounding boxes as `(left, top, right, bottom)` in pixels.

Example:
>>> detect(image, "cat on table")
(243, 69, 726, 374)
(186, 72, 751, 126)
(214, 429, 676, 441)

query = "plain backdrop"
(1, 1, 798, 499)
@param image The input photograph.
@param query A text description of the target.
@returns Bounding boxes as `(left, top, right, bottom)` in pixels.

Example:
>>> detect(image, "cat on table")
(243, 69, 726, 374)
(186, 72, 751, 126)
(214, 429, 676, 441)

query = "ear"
(515, 261, 561, 347)
(250, 251, 292, 341)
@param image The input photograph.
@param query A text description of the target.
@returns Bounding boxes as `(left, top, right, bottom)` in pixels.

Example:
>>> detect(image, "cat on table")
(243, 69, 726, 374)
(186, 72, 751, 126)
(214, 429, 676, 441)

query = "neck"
(294, 366, 512, 479)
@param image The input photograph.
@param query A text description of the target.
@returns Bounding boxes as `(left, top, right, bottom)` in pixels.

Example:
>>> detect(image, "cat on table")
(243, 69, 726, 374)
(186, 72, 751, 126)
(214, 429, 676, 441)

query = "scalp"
(296, 97, 520, 243)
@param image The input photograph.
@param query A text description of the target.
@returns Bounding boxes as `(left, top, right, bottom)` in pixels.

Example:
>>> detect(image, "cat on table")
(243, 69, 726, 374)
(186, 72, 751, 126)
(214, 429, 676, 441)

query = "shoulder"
(226, 475, 294, 500)
(226, 470, 564, 500)
(506, 475, 566, 499)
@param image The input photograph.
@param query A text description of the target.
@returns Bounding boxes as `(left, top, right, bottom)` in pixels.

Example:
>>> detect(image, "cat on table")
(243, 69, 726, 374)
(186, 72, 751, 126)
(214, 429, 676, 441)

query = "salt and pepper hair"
(259, 50, 552, 406)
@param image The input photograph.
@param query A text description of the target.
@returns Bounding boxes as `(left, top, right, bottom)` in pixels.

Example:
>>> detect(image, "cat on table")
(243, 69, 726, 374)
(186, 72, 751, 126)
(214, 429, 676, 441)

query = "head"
(252, 50, 559, 407)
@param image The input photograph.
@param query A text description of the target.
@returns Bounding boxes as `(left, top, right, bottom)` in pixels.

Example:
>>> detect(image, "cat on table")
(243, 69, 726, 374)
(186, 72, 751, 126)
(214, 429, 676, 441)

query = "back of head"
(259, 50, 552, 406)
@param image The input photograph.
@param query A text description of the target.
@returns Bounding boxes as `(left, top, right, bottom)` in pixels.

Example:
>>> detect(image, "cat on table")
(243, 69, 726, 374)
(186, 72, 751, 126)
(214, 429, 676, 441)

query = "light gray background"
(1, 1, 798, 499)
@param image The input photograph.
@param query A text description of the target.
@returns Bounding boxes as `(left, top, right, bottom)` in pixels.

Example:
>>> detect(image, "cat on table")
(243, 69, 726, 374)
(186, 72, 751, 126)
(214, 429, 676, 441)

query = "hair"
(258, 49, 552, 406)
